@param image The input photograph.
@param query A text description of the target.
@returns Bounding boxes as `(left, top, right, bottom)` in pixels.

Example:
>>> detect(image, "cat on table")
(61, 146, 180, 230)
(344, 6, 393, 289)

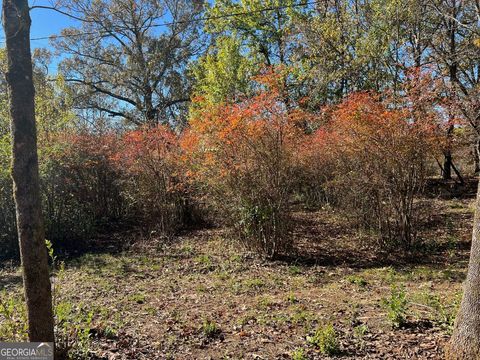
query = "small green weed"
(103, 325, 118, 339)
(424, 292, 461, 334)
(201, 319, 221, 338)
(0, 292, 28, 341)
(347, 275, 368, 287)
(353, 324, 368, 350)
(180, 244, 194, 255)
(55, 301, 94, 358)
(382, 284, 408, 328)
(307, 324, 339, 355)
(243, 278, 265, 292)
(353, 324, 368, 338)
(289, 265, 302, 276)
(195, 255, 215, 272)
(291, 347, 308, 360)
(257, 296, 274, 309)
(286, 292, 298, 304)
(128, 293, 146, 304)
(47, 240, 94, 358)
(290, 306, 314, 325)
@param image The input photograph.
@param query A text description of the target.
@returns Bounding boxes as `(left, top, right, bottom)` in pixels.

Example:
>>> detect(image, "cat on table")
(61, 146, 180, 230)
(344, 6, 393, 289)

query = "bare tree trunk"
(443, 3, 458, 182)
(474, 138, 480, 175)
(443, 150, 453, 180)
(446, 179, 480, 359)
(2, 0, 54, 343)
(443, 125, 454, 180)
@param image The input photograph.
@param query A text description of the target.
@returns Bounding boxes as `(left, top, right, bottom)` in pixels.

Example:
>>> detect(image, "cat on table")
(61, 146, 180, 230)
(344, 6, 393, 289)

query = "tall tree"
(205, 1, 312, 102)
(447, 181, 480, 358)
(427, 0, 480, 179)
(434, 0, 461, 180)
(205, 0, 306, 66)
(2, 0, 54, 342)
(0, 48, 75, 260)
(55, 0, 206, 127)
(294, 0, 417, 108)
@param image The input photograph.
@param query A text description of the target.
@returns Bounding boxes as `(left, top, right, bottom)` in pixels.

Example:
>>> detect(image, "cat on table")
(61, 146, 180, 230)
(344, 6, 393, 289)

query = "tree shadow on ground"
(422, 177, 478, 200)
(279, 200, 472, 271)
(0, 272, 22, 287)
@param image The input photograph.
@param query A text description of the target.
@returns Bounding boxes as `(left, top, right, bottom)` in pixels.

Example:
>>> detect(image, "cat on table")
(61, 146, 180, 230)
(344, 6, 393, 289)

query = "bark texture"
(2, 0, 55, 342)
(474, 138, 480, 175)
(446, 180, 480, 359)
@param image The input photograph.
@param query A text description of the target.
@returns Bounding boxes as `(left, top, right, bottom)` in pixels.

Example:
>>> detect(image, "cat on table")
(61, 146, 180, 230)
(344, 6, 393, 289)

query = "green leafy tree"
(191, 35, 253, 104)
(205, 0, 306, 66)
(294, 0, 424, 107)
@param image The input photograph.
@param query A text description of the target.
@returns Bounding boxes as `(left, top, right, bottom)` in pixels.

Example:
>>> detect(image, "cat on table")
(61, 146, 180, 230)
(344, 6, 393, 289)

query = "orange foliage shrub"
(183, 70, 308, 257)
(296, 127, 338, 208)
(305, 92, 439, 248)
(115, 126, 198, 234)
(43, 126, 197, 249)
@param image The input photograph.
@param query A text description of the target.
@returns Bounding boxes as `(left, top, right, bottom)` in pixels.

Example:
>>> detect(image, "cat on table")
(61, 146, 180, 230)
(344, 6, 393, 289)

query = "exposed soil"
(0, 190, 474, 359)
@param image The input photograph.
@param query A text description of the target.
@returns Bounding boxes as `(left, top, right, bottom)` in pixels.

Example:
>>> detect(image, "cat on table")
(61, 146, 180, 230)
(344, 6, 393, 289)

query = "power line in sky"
(0, 1, 318, 44)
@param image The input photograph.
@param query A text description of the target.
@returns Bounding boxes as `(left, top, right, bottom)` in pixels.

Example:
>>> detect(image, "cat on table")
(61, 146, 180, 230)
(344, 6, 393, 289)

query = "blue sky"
(0, 0, 79, 72)
(1, 1, 78, 44)
(0, 0, 212, 73)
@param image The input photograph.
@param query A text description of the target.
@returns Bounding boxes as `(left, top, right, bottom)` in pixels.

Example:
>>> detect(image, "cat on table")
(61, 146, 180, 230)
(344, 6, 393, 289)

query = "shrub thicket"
(301, 92, 439, 248)
(184, 71, 308, 258)
(0, 69, 443, 259)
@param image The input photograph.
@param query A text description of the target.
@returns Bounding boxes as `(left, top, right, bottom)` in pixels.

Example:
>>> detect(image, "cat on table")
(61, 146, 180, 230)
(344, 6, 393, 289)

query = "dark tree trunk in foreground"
(2, 0, 54, 342)
(446, 180, 480, 359)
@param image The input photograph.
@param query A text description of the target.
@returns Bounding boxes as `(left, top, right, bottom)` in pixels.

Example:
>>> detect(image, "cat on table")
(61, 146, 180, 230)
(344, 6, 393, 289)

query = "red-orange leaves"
(118, 125, 180, 177)
(184, 70, 311, 257)
(304, 91, 440, 248)
(330, 92, 438, 157)
(114, 126, 192, 232)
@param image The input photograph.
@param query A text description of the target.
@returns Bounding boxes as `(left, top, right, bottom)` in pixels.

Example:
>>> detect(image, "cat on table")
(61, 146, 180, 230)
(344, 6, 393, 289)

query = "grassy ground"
(0, 192, 474, 359)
